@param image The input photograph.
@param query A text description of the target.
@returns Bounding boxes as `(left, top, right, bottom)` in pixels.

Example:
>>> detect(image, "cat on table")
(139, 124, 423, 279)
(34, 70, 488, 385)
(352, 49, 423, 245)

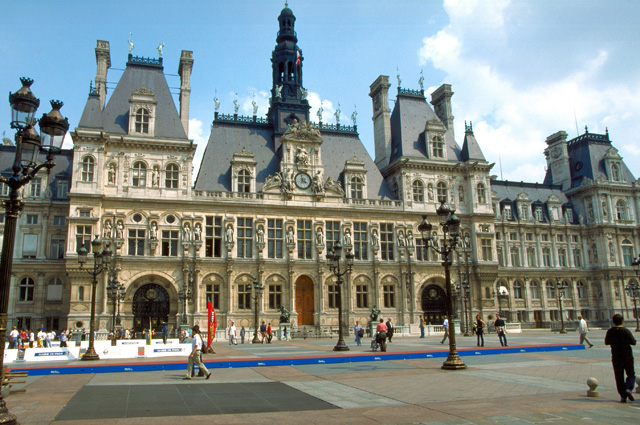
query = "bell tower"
(268, 4, 310, 138)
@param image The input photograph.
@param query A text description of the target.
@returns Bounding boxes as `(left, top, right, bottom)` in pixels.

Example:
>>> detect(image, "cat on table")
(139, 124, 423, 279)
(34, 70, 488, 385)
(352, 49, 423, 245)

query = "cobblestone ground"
(6, 330, 640, 424)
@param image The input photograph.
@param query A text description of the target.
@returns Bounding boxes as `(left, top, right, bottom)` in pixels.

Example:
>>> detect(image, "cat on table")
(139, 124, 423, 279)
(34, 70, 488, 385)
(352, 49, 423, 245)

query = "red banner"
(206, 301, 216, 350)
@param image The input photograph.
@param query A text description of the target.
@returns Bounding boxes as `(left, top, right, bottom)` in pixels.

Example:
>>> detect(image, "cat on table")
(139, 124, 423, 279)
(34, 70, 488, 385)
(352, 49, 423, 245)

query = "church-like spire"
(268, 4, 310, 137)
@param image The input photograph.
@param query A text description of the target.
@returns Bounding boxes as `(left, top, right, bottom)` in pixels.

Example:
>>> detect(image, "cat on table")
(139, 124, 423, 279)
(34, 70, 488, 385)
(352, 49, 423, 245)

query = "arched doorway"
(421, 284, 447, 325)
(132, 284, 170, 332)
(295, 276, 314, 325)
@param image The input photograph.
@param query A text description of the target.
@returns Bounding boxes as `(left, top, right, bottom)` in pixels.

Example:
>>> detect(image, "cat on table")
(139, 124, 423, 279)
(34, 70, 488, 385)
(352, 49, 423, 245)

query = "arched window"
(81, 156, 94, 182)
(576, 281, 586, 299)
(135, 108, 150, 133)
(412, 180, 424, 202)
(477, 183, 486, 204)
(436, 182, 447, 203)
(546, 281, 555, 299)
(611, 163, 620, 181)
(132, 162, 147, 187)
(513, 281, 523, 299)
(350, 177, 364, 199)
(78, 286, 85, 301)
(530, 281, 540, 299)
(47, 277, 63, 301)
(165, 164, 179, 189)
(19, 277, 35, 302)
(237, 169, 251, 193)
(622, 239, 634, 266)
(616, 200, 627, 221)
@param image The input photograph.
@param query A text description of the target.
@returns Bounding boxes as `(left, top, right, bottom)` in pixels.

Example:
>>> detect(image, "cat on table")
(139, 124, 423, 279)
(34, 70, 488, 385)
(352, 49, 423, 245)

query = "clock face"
(295, 172, 311, 189)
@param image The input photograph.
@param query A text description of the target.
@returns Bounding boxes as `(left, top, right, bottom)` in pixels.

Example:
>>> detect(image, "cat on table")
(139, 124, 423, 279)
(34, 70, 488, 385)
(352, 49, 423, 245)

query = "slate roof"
(389, 93, 460, 162)
(194, 122, 396, 200)
(78, 92, 103, 129)
(461, 128, 486, 162)
(491, 179, 569, 205)
(79, 59, 187, 140)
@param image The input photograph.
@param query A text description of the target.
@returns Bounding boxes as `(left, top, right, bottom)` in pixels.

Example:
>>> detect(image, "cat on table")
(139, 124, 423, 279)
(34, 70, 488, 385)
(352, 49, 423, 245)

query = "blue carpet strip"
(9, 344, 583, 376)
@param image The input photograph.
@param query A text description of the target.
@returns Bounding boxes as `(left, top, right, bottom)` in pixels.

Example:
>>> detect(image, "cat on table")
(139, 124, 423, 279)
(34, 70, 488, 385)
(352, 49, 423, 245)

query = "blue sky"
(2, 0, 639, 183)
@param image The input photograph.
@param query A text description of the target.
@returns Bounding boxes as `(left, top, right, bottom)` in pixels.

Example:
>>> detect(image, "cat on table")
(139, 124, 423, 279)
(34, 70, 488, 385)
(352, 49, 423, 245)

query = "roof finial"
(584, 125, 588, 134)
(396, 67, 401, 88)
(285, 1, 288, 7)
(418, 70, 424, 92)
(128, 32, 134, 54)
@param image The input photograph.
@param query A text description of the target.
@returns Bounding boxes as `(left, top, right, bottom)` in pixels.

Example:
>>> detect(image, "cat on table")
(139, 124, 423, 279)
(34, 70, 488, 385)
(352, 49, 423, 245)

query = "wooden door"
(295, 276, 314, 325)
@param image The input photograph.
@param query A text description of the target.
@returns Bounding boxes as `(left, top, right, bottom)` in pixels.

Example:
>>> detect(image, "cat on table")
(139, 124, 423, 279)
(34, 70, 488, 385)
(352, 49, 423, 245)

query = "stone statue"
(103, 220, 112, 239)
(278, 306, 290, 323)
(351, 106, 357, 127)
(286, 227, 295, 245)
(419, 70, 424, 91)
(397, 230, 406, 247)
(226, 225, 234, 243)
(344, 229, 352, 247)
(300, 87, 308, 100)
(233, 95, 239, 114)
(370, 306, 381, 322)
(371, 229, 379, 247)
(312, 171, 324, 194)
(157, 41, 165, 58)
(263, 172, 283, 191)
(183, 223, 191, 241)
(316, 227, 324, 246)
(152, 166, 159, 187)
(194, 223, 202, 241)
(428, 183, 434, 201)
(116, 221, 124, 239)
(396, 66, 401, 87)
(252, 95, 258, 116)
(214, 90, 220, 112)
(128, 32, 134, 53)
(324, 176, 345, 196)
(256, 226, 265, 244)
(108, 165, 116, 184)
(296, 147, 309, 169)
(334, 103, 341, 125)
(317, 102, 323, 122)
(609, 242, 615, 261)
(407, 230, 414, 247)
(150, 221, 158, 240)
(275, 85, 282, 99)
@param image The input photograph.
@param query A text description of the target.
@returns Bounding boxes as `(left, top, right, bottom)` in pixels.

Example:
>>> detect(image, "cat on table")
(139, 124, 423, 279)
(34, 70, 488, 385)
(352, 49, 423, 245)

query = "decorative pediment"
(280, 119, 322, 144)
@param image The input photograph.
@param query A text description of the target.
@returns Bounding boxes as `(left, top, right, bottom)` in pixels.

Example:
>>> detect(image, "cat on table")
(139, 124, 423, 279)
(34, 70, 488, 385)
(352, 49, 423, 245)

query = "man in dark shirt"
(604, 313, 636, 402)
(494, 314, 507, 347)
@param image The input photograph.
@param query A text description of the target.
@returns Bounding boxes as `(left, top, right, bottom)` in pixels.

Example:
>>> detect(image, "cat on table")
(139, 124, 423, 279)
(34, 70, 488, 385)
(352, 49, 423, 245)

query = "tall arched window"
(436, 182, 447, 203)
(135, 108, 150, 133)
(165, 164, 179, 189)
(81, 156, 94, 182)
(47, 277, 63, 301)
(611, 163, 620, 181)
(19, 277, 35, 302)
(513, 281, 523, 299)
(237, 169, 251, 193)
(78, 286, 85, 301)
(477, 182, 486, 204)
(616, 200, 627, 221)
(546, 281, 555, 299)
(576, 281, 587, 299)
(622, 239, 634, 266)
(530, 281, 539, 299)
(132, 162, 147, 187)
(350, 177, 364, 199)
(412, 180, 424, 202)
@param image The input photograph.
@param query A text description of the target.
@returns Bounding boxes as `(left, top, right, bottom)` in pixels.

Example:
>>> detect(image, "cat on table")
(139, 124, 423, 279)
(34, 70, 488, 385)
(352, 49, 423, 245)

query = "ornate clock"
(295, 172, 311, 189)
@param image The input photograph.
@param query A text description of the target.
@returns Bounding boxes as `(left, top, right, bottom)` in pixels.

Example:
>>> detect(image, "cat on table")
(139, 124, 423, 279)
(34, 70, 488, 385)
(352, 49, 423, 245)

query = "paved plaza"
(5, 330, 640, 424)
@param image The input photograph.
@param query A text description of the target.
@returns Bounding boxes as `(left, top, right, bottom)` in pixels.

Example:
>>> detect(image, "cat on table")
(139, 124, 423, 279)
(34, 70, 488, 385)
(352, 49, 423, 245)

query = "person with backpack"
(354, 321, 363, 346)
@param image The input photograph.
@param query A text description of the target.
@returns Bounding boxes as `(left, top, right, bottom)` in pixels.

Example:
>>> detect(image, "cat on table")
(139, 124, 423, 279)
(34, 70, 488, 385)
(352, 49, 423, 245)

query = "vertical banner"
(206, 301, 216, 350)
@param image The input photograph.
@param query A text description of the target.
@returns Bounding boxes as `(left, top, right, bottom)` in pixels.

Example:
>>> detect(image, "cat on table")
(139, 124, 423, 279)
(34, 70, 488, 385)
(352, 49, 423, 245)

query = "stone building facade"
(2, 5, 639, 335)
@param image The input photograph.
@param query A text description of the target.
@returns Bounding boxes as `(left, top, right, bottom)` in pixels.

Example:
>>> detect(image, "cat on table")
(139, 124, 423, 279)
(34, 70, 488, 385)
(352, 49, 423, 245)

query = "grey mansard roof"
(194, 122, 396, 200)
(78, 60, 187, 140)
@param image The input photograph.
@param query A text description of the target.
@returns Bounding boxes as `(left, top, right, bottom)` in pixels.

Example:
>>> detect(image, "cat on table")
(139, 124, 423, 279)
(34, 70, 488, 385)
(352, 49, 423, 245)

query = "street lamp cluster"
(326, 242, 354, 352)
(0, 78, 70, 424)
(628, 255, 640, 332)
(251, 279, 264, 344)
(418, 201, 466, 370)
(77, 237, 113, 360)
(547, 279, 569, 334)
(107, 273, 125, 346)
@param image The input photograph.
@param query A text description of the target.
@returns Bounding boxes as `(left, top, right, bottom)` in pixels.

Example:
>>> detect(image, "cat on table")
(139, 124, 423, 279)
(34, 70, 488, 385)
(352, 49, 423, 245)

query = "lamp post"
(178, 280, 192, 326)
(460, 279, 470, 337)
(493, 284, 508, 317)
(552, 278, 569, 334)
(251, 279, 264, 344)
(418, 201, 466, 370)
(106, 276, 125, 346)
(625, 281, 640, 332)
(0, 77, 68, 424)
(326, 242, 354, 351)
(77, 236, 113, 360)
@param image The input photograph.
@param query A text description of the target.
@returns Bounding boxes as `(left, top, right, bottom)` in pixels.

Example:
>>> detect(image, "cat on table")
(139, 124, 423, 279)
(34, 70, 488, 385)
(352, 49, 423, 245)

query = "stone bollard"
(586, 377, 599, 397)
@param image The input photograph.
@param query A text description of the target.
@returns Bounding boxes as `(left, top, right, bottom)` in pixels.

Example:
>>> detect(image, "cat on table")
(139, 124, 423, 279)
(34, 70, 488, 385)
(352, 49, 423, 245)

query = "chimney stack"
(178, 50, 194, 137)
(95, 40, 111, 110)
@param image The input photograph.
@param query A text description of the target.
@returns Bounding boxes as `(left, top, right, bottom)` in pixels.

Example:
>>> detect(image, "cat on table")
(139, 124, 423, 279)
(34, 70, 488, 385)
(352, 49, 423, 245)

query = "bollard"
(586, 377, 599, 397)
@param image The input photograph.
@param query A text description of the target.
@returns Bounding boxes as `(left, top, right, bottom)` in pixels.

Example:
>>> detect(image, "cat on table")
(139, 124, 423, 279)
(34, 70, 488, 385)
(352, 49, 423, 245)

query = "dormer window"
(611, 163, 620, 182)
(135, 108, 150, 133)
(237, 169, 251, 193)
(350, 177, 364, 199)
(534, 206, 544, 221)
(432, 136, 444, 158)
(503, 205, 512, 220)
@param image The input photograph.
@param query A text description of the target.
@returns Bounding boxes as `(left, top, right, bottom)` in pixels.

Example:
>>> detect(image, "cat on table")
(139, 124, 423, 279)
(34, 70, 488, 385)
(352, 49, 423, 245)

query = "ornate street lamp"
(77, 236, 113, 360)
(106, 276, 125, 346)
(493, 284, 508, 317)
(628, 255, 640, 332)
(550, 278, 569, 334)
(459, 279, 470, 337)
(178, 279, 192, 326)
(418, 201, 466, 370)
(326, 242, 354, 351)
(0, 78, 68, 424)
(251, 279, 264, 344)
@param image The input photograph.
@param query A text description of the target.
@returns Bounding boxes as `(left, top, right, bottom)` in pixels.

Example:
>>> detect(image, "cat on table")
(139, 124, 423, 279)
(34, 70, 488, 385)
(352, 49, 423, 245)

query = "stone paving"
(5, 330, 640, 424)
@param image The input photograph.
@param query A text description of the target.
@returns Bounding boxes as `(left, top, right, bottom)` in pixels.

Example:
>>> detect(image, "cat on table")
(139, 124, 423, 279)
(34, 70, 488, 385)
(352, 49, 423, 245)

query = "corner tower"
(268, 4, 310, 138)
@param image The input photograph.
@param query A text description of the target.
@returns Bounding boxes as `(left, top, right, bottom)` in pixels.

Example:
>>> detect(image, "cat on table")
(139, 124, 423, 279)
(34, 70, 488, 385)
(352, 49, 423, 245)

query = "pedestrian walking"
(475, 314, 485, 347)
(495, 314, 508, 346)
(440, 317, 449, 344)
(60, 330, 68, 348)
(228, 321, 238, 345)
(386, 318, 394, 343)
(8, 327, 18, 349)
(354, 321, 363, 346)
(240, 326, 246, 344)
(162, 322, 168, 344)
(260, 321, 267, 343)
(577, 315, 594, 348)
(419, 315, 425, 338)
(604, 313, 636, 403)
(267, 323, 273, 343)
(376, 318, 387, 352)
(283, 325, 288, 341)
(184, 325, 211, 380)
